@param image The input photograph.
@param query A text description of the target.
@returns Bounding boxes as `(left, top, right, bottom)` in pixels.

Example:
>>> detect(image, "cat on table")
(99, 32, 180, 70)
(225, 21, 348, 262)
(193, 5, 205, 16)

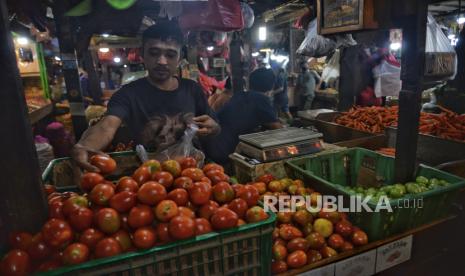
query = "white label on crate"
(375, 235, 413, 273)
(298, 264, 335, 276)
(335, 249, 376, 276)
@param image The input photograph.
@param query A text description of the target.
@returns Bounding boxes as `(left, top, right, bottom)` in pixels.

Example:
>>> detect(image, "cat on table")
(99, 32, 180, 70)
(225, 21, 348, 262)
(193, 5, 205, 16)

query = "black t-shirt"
(107, 77, 215, 151)
(204, 91, 278, 165)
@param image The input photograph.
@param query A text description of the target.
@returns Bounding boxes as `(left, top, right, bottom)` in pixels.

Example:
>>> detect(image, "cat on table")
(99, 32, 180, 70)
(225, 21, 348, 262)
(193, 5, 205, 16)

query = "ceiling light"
(99, 48, 110, 53)
(206, 46, 214, 51)
(457, 16, 465, 24)
(113, 57, 121, 63)
(17, 37, 29, 45)
(258, 26, 267, 41)
(390, 42, 402, 51)
(54, 56, 61, 61)
(102, 33, 110, 38)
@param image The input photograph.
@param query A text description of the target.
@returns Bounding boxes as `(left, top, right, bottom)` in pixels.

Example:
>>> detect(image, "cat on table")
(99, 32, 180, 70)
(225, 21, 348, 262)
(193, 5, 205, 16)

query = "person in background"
(296, 62, 320, 110)
(204, 68, 283, 170)
(208, 77, 233, 112)
(273, 68, 292, 120)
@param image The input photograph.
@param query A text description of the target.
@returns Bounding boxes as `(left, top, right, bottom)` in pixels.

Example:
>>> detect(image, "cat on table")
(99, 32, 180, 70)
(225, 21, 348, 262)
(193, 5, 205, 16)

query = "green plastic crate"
(39, 153, 276, 275)
(285, 148, 465, 241)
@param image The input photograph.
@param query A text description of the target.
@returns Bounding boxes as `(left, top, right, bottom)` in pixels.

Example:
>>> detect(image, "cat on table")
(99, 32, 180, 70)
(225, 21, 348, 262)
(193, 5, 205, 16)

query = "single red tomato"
(62, 195, 89, 217)
(228, 198, 248, 219)
(328, 234, 344, 250)
(245, 206, 269, 223)
(320, 246, 338, 258)
(89, 183, 115, 206)
(256, 174, 275, 184)
(188, 182, 212, 205)
(128, 205, 154, 228)
(133, 227, 157, 249)
(286, 250, 307, 268)
(237, 185, 260, 207)
(8, 232, 33, 251)
(154, 200, 179, 222)
(279, 225, 303, 241)
(94, 208, 121, 234)
(94, 238, 122, 258)
(351, 230, 368, 246)
(169, 216, 195, 240)
(27, 235, 51, 261)
(205, 170, 229, 184)
(116, 176, 139, 193)
(179, 157, 197, 170)
(251, 182, 267, 194)
(90, 154, 117, 174)
(272, 243, 288, 261)
(197, 200, 219, 220)
(79, 228, 104, 249)
(137, 181, 167, 206)
(194, 218, 212, 235)
(167, 188, 189, 206)
(210, 207, 238, 230)
(306, 250, 323, 264)
(341, 241, 354, 252)
(0, 250, 31, 276)
(68, 207, 93, 232)
(48, 201, 65, 219)
(43, 184, 56, 195)
(212, 182, 235, 203)
(109, 191, 137, 213)
(173, 177, 194, 190)
(36, 260, 61, 272)
(132, 166, 152, 185)
(152, 171, 174, 189)
(155, 223, 172, 244)
(287, 238, 310, 253)
(335, 220, 353, 238)
(271, 260, 288, 274)
(181, 168, 204, 181)
(178, 206, 195, 219)
(143, 159, 161, 174)
(62, 243, 89, 265)
(42, 218, 73, 248)
(161, 160, 182, 177)
(200, 176, 212, 185)
(111, 230, 132, 252)
(202, 163, 224, 174)
(231, 184, 245, 196)
(81, 172, 105, 191)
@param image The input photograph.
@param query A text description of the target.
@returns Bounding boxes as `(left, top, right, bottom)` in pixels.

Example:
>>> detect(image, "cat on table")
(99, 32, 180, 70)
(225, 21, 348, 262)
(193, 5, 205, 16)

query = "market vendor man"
(72, 22, 220, 171)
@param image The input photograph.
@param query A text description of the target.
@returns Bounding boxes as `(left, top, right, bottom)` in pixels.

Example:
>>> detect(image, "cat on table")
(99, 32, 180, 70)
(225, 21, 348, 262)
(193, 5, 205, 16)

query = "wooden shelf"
(28, 103, 52, 124)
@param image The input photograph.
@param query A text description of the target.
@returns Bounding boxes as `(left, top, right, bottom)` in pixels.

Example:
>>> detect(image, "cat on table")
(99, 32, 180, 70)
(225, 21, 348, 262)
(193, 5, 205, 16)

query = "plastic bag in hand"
(156, 125, 205, 168)
(297, 19, 336, 57)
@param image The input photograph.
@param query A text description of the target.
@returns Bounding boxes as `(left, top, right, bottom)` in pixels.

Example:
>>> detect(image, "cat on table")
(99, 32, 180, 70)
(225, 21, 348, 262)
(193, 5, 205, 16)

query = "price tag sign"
(298, 263, 335, 276)
(375, 235, 413, 273)
(335, 249, 376, 276)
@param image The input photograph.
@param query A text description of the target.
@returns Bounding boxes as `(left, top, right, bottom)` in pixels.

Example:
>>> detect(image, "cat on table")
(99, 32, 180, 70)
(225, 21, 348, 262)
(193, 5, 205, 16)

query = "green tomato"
(380, 186, 392, 193)
(405, 183, 421, 194)
(393, 184, 406, 194)
(430, 178, 440, 186)
(388, 187, 405, 198)
(439, 180, 450, 186)
(416, 176, 429, 185)
(355, 186, 365, 193)
(428, 183, 439, 190)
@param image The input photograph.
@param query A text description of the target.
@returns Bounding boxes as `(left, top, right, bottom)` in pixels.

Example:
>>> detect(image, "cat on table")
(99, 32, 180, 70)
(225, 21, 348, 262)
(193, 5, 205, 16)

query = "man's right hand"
(71, 143, 108, 172)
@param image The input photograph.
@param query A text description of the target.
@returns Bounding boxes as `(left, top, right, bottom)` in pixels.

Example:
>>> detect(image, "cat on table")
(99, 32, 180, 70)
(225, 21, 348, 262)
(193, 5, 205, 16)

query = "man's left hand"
(193, 115, 220, 136)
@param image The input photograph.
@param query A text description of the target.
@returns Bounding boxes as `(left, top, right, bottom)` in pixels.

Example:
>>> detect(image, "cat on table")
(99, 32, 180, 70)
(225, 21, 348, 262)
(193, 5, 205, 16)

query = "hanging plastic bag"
(156, 124, 205, 168)
(179, 0, 244, 32)
(321, 50, 340, 84)
(240, 2, 254, 29)
(425, 13, 457, 79)
(297, 19, 336, 57)
(373, 58, 402, 98)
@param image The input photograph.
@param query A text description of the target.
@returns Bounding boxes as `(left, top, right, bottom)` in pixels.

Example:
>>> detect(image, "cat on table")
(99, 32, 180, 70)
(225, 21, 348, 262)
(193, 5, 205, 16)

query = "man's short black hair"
(142, 21, 184, 47)
(249, 68, 276, 93)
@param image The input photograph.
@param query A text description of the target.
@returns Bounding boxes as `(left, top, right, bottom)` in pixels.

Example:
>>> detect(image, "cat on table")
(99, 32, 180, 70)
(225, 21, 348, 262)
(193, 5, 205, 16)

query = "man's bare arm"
(71, 115, 122, 171)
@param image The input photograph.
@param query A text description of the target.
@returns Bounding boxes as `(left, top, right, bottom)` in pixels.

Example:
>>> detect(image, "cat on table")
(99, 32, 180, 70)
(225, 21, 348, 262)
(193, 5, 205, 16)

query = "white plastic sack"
(321, 50, 340, 83)
(425, 13, 457, 79)
(297, 19, 336, 57)
(373, 60, 401, 98)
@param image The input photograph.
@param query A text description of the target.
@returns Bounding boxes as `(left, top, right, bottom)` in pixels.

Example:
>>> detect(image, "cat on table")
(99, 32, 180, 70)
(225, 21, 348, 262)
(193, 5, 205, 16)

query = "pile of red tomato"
(249, 175, 369, 274)
(1, 156, 269, 275)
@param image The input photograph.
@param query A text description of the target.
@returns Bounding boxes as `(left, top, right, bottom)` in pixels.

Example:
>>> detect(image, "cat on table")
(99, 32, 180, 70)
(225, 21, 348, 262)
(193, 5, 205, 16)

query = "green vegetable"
(389, 186, 405, 198)
(416, 176, 429, 185)
(430, 178, 440, 186)
(439, 180, 450, 186)
(405, 182, 422, 194)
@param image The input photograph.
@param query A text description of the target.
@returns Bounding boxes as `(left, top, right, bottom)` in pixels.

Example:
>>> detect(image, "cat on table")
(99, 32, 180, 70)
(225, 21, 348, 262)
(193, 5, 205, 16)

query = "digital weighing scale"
(235, 127, 324, 162)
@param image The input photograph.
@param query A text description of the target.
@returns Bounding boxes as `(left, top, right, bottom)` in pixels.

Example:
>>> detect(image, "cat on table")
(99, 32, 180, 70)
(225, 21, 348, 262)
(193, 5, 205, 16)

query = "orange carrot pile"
(377, 147, 396, 156)
(334, 106, 465, 142)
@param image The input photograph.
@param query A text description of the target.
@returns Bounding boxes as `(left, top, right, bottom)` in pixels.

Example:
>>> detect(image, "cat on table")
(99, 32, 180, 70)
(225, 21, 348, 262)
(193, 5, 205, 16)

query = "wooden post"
(0, 0, 48, 250)
(53, 1, 88, 140)
(394, 0, 428, 182)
